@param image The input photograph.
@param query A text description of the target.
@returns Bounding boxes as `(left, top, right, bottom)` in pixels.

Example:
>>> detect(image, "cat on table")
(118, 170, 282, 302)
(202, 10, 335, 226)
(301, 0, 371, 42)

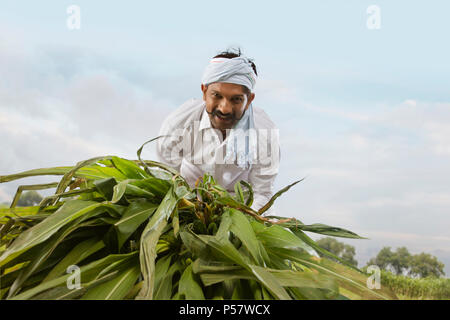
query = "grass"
(381, 270, 450, 300)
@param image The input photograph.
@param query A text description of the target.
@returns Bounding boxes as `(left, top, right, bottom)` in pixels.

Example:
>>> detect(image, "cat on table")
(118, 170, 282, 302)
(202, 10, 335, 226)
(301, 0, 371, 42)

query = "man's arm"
(156, 99, 204, 172)
(155, 118, 184, 173)
(248, 128, 280, 216)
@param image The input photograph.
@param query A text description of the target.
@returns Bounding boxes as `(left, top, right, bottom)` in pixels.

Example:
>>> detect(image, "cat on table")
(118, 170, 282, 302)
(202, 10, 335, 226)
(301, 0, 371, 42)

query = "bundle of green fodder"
(0, 143, 397, 300)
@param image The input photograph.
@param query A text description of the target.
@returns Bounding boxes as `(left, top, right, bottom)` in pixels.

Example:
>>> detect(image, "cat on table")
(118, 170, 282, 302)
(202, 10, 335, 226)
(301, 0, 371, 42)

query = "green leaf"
(154, 257, 183, 300)
(234, 181, 245, 204)
(130, 178, 171, 199)
(111, 157, 150, 180)
(30, 271, 118, 300)
(94, 178, 118, 201)
(114, 201, 158, 249)
(153, 254, 173, 295)
(111, 181, 127, 204)
(216, 195, 258, 216)
(136, 137, 180, 177)
(290, 229, 362, 272)
(178, 264, 205, 300)
(268, 268, 338, 291)
(172, 207, 179, 238)
(293, 223, 367, 239)
(228, 209, 266, 265)
(7, 218, 104, 298)
(0, 200, 105, 267)
(55, 156, 115, 194)
(1, 206, 42, 218)
(179, 229, 209, 259)
(111, 180, 158, 204)
(81, 263, 141, 300)
(192, 259, 242, 274)
(76, 166, 128, 181)
(10, 252, 138, 300)
(137, 186, 178, 299)
(239, 180, 254, 207)
(0, 167, 76, 183)
(273, 248, 395, 300)
(195, 234, 291, 299)
(258, 178, 304, 215)
(250, 265, 291, 300)
(43, 237, 105, 282)
(252, 221, 317, 257)
(199, 268, 253, 286)
(10, 183, 58, 209)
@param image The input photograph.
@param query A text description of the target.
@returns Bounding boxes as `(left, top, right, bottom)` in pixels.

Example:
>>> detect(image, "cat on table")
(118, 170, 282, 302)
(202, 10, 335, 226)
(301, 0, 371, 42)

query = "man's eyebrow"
(210, 90, 244, 97)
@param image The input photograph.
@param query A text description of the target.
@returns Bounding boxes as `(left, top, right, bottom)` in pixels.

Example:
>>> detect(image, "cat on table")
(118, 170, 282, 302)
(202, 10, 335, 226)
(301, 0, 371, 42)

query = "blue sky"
(1, 1, 449, 275)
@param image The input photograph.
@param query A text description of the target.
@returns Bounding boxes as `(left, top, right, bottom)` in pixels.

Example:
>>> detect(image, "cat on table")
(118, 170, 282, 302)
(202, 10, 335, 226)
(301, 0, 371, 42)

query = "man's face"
(201, 82, 255, 132)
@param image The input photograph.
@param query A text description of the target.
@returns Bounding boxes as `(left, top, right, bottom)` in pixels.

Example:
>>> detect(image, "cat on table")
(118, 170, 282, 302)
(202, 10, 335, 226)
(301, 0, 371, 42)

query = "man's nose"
(217, 99, 233, 115)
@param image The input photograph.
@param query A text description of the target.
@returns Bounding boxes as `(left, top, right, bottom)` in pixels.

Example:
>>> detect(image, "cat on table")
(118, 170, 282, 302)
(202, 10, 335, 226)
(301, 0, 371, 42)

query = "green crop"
(0, 140, 397, 300)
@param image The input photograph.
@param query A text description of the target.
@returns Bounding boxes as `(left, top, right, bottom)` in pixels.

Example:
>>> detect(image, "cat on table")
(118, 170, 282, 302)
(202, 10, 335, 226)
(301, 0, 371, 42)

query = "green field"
(381, 270, 450, 300)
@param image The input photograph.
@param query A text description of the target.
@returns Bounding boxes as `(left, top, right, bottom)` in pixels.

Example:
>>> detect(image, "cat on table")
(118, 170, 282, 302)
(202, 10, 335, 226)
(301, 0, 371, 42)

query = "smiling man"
(156, 49, 280, 215)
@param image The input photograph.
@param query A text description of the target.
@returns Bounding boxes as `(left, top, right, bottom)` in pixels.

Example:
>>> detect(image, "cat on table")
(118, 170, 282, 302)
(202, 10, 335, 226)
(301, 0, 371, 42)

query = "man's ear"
(245, 93, 255, 110)
(201, 84, 207, 100)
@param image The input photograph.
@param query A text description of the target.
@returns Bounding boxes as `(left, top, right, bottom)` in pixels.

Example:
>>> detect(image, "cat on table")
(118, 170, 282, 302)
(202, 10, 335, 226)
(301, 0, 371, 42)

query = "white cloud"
(0, 34, 179, 203)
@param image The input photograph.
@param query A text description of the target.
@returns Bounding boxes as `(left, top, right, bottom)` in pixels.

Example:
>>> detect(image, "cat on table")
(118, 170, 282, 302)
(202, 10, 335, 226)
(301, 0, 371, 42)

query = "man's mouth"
(216, 114, 232, 121)
(214, 113, 233, 124)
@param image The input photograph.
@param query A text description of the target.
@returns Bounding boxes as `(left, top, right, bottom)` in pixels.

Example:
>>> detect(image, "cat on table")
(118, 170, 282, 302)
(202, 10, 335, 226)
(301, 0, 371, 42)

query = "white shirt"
(156, 98, 280, 215)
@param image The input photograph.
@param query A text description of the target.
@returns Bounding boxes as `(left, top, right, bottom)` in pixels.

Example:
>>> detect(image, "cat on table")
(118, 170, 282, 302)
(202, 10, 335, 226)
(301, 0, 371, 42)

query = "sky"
(1, 1, 449, 275)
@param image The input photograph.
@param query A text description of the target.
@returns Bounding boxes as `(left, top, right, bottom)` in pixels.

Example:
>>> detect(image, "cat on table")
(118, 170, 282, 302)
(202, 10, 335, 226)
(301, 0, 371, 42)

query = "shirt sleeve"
(155, 114, 185, 173)
(248, 128, 281, 217)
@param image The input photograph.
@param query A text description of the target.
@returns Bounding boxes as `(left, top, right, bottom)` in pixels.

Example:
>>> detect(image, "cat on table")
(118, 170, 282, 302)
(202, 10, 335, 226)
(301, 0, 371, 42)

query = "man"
(156, 49, 280, 215)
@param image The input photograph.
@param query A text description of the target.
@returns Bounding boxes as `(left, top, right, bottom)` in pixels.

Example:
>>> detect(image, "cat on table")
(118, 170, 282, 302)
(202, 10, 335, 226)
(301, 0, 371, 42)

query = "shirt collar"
(199, 103, 213, 131)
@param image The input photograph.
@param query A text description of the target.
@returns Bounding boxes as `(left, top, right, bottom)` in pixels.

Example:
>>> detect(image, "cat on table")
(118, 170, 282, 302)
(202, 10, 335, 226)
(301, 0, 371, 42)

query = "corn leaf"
(0, 200, 104, 267)
(81, 262, 141, 300)
(228, 209, 266, 265)
(43, 237, 105, 282)
(114, 201, 158, 249)
(137, 186, 178, 299)
(178, 264, 205, 299)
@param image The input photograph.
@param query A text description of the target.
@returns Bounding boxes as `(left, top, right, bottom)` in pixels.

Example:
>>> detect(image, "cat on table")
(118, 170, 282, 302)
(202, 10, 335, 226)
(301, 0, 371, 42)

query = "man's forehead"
(207, 82, 247, 95)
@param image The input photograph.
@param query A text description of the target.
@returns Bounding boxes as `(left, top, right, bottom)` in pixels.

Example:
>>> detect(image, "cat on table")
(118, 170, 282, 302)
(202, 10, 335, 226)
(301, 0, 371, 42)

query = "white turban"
(201, 56, 258, 170)
(201, 56, 257, 92)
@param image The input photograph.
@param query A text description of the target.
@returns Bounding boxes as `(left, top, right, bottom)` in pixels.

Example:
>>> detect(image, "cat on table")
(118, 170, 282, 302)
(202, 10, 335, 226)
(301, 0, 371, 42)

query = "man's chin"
(212, 118, 234, 131)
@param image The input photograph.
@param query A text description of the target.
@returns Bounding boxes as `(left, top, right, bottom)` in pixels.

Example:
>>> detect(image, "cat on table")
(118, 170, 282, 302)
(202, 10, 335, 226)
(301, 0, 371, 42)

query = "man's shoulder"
(252, 105, 277, 130)
(160, 98, 204, 131)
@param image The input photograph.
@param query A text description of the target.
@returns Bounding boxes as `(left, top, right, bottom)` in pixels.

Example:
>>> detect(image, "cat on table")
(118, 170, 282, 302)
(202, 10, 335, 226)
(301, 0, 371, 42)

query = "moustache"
(206, 108, 246, 122)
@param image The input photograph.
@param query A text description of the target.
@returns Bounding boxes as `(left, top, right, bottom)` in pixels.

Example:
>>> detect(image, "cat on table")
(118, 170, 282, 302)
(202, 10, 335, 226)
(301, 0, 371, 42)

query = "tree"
(316, 237, 358, 267)
(390, 247, 411, 275)
(366, 246, 446, 278)
(17, 191, 43, 207)
(409, 253, 445, 278)
(367, 246, 395, 271)
(366, 246, 411, 275)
